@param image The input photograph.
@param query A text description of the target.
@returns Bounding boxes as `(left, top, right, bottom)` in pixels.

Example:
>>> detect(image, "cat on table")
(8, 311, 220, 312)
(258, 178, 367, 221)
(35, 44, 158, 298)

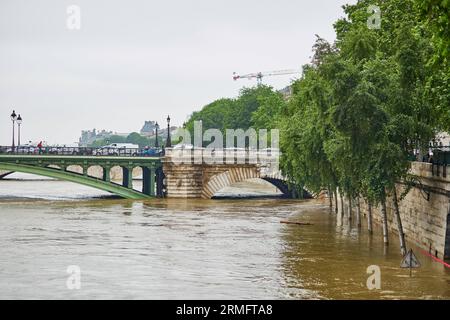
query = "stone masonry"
(337, 162, 450, 260)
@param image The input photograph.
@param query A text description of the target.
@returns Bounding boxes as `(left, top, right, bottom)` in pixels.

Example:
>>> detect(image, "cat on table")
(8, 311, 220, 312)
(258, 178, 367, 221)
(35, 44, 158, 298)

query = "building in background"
(140, 121, 157, 137)
(78, 120, 177, 146)
(79, 129, 113, 146)
(279, 86, 292, 99)
(433, 132, 450, 147)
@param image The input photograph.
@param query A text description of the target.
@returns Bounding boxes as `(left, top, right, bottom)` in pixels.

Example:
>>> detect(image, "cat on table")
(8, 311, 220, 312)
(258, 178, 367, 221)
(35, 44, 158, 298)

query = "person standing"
(37, 141, 43, 155)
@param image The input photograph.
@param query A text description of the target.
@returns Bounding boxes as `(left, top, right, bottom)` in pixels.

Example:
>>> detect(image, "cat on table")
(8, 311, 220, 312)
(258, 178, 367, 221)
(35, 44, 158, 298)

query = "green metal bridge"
(0, 155, 163, 199)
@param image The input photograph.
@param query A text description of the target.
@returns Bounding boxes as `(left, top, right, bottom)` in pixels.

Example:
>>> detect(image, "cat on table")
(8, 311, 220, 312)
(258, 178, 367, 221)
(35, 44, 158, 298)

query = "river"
(0, 175, 449, 299)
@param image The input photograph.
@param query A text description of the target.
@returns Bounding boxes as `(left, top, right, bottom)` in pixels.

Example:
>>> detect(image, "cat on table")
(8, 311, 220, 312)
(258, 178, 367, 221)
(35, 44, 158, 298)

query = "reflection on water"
(0, 179, 449, 299)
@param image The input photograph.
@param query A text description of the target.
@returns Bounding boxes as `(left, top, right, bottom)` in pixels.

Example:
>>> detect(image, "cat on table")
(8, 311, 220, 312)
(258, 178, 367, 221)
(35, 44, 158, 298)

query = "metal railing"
(417, 146, 450, 166)
(0, 146, 162, 157)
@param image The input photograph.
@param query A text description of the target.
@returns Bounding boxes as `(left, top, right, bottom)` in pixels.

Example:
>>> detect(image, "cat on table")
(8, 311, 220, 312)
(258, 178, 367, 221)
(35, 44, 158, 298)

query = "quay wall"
(335, 162, 450, 260)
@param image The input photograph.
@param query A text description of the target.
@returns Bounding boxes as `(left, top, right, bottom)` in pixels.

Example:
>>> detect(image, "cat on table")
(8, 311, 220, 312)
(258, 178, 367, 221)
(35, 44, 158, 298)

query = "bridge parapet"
(164, 147, 279, 168)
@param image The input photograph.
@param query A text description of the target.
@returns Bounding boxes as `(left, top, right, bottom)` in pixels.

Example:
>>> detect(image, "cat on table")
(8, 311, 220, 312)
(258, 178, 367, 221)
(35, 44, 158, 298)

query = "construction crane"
(232, 69, 301, 85)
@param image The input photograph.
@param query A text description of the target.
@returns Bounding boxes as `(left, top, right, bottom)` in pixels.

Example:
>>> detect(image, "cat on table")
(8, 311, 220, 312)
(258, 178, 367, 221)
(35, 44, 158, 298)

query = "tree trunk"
(356, 196, 361, 228)
(328, 188, 333, 213)
(392, 188, 407, 256)
(367, 201, 373, 234)
(340, 192, 344, 218)
(334, 190, 338, 214)
(348, 196, 352, 221)
(381, 200, 389, 246)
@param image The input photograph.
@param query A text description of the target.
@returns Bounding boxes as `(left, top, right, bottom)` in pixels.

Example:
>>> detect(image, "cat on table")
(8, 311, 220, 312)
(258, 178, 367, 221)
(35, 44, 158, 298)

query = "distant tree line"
(89, 132, 164, 148)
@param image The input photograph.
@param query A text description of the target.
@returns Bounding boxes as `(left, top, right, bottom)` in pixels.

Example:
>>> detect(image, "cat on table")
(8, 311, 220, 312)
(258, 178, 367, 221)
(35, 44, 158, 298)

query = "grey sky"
(0, 0, 355, 145)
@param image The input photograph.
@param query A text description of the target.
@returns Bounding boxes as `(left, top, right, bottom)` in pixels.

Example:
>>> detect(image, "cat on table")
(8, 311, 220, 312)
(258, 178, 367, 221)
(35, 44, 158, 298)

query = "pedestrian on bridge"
(37, 141, 43, 155)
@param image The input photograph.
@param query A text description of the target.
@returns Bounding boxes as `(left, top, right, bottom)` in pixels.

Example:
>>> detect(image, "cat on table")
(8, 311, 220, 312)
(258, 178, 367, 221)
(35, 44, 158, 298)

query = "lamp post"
(16, 114, 22, 147)
(10, 110, 17, 153)
(155, 122, 159, 148)
(166, 115, 171, 148)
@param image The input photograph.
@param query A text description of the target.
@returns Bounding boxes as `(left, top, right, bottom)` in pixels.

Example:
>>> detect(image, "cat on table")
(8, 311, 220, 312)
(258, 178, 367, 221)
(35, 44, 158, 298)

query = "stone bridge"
(162, 148, 310, 199)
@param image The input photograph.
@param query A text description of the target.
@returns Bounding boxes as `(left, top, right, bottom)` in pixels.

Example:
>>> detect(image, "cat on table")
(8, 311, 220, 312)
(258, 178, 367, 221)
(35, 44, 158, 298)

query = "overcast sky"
(0, 0, 356, 145)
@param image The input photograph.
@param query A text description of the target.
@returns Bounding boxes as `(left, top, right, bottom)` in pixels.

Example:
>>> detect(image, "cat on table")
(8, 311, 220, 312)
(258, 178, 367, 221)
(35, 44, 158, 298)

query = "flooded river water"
(0, 176, 449, 299)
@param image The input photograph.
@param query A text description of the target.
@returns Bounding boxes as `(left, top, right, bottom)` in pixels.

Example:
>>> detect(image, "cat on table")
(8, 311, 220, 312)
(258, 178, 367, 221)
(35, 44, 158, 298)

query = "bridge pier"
(156, 167, 164, 197)
(102, 166, 111, 183)
(142, 166, 155, 196)
(122, 166, 133, 189)
(82, 165, 88, 177)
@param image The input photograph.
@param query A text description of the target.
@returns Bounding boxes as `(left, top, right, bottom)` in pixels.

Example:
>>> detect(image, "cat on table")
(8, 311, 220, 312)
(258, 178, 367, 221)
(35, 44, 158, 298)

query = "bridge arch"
(202, 167, 313, 199)
(201, 167, 312, 199)
(202, 167, 259, 199)
(261, 177, 313, 199)
(0, 162, 152, 200)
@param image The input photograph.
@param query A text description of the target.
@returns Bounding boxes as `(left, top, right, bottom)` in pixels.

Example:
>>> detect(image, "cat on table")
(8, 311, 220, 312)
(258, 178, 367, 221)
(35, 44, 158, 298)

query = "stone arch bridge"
(162, 148, 311, 199)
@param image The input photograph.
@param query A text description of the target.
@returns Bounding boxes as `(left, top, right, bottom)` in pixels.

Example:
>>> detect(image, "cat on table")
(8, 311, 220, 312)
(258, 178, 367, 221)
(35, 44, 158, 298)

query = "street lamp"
(16, 114, 22, 147)
(166, 115, 171, 148)
(10, 110, 17, 153)
(155, 122, 159, 148)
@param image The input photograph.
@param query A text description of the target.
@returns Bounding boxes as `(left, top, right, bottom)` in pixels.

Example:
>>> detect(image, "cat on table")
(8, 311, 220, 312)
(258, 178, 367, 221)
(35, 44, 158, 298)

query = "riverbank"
(334, 162, 450, 261)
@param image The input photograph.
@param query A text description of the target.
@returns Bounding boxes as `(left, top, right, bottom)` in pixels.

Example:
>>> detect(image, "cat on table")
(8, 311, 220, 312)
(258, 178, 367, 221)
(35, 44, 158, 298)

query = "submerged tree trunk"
(367, 201, 373, 234)
(392, 188, 407, 256)
(348, 196, 352, 221)
(328, 188, 333, 213)
(334, 190, 338, 214)
(356, 197, 361, 228)
(381, 199, 389, 246)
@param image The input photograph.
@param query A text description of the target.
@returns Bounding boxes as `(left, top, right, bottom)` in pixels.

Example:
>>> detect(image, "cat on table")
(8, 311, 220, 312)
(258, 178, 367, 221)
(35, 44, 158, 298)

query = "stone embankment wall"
(336, 162, 450, 260)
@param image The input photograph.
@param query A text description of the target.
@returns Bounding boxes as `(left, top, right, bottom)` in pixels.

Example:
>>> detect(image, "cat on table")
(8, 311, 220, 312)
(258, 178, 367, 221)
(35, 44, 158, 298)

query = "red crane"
(232, 69, 301, 84)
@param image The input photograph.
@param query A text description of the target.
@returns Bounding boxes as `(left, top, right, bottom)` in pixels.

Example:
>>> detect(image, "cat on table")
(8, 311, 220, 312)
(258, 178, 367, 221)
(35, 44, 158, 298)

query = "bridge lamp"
(16, 114, 22, 147)
(166, 115, 171, 148)
(10, 110, 17, 152)
(155, 122, 159, 148)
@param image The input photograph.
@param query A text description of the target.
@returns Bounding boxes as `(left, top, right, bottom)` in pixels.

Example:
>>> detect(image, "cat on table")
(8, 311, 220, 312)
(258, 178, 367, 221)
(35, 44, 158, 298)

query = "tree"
(126, 132, 150, 148)
(184, 85, 285, 147)
(279, 0, 442, 255)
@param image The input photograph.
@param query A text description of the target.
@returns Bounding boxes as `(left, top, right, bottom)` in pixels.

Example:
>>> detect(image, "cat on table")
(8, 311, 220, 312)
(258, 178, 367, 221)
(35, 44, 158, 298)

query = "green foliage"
(184, 85, 286, 145)
(278, 0, 447, 204)
(186, 98, 236, 134)
(416, 0, 450, 60)
(415, 0, 450, 132)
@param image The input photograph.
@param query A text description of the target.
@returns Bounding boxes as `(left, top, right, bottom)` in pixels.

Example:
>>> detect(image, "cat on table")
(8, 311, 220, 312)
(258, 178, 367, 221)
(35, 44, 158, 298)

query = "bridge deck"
(0, 155, 159, 161)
